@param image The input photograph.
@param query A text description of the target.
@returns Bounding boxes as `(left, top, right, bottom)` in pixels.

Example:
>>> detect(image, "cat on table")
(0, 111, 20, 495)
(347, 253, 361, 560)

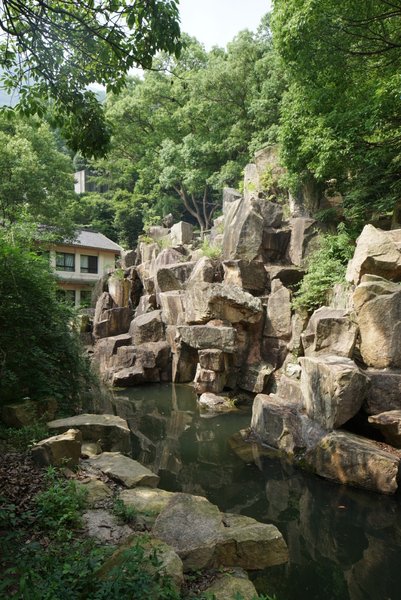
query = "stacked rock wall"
(89, 148, 401, 495)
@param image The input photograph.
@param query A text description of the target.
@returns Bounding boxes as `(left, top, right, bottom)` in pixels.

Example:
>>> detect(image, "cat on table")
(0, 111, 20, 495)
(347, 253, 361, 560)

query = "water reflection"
(112, 384, 401, 600)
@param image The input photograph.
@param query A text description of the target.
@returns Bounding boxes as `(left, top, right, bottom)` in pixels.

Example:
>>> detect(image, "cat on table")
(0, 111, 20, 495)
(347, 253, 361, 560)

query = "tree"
(0, 113, 75, 228)
(272, 0, 401, 228)
(86, 25, 283, 237)
(0, 0, 181, 157)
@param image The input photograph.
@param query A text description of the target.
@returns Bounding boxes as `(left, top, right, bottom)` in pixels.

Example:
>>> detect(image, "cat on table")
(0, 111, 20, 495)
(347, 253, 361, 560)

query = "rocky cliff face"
(89, 148, 401, 495)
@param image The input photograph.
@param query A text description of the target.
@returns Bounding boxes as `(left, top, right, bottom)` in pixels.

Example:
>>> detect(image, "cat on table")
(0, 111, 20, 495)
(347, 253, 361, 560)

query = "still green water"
(112, 383, 401, 600)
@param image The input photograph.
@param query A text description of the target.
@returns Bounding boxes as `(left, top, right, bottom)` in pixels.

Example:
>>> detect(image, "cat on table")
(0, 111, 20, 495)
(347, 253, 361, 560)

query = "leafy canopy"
(0, 0, 182, 157)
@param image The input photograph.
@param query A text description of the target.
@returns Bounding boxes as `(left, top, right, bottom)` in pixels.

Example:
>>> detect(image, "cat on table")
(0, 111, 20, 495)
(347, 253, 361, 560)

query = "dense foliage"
(272, 0, 401, 228)
(0, 113, 75, 228)
(0, 0, 181, 157)
(74, 25, 285, 241)
(0, 229, 91, 405)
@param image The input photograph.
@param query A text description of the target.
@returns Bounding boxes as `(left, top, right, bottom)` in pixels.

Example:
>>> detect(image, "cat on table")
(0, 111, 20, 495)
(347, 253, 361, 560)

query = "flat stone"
(47, 414, 131, 454)
(83, 509, 133, 544)
(304, 430, 401, 494)
(86, 452, 159, 488)
(198, 393, 235, 412)
(177, 325, 236, 353)
(299, 355, 369, 429)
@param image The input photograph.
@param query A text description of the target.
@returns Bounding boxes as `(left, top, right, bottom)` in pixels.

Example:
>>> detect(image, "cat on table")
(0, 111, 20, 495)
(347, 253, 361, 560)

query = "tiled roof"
(67, 229, 122, 252)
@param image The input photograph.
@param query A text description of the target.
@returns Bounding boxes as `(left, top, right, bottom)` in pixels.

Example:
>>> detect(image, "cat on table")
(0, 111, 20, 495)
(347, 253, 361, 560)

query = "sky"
(178, 0, 272, 49)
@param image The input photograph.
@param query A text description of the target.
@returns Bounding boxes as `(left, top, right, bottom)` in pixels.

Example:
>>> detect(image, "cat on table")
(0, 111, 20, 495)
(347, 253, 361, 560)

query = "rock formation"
(85, 148, 401, 495)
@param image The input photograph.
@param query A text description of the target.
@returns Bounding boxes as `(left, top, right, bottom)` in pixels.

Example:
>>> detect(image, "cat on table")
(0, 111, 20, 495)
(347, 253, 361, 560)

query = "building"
(50, 229, 122, 306)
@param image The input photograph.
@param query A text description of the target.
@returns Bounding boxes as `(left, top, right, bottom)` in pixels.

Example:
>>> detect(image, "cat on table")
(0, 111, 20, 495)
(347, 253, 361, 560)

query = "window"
(56, 252, 75, 272)
(80, 254, 98, 274)
(80, 290, 92, 308)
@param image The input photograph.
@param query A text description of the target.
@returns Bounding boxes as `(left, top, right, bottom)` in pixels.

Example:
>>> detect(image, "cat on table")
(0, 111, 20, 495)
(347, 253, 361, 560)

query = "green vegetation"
(0, 227, 93, 407)
(0, 423, 49, 451)
(292, 225, 354, 312)
(272, 0, 401, 229)
(0, 0, 181, 157)
(74, 24, 284, 240)
(201, 239, 222, 260)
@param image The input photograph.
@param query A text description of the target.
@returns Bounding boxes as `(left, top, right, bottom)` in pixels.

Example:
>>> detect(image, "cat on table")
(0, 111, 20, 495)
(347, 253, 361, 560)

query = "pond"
(111, 383, 401, 600)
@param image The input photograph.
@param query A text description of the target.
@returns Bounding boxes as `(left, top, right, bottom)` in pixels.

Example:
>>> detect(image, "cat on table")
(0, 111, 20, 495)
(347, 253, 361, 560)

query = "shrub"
(201, 238, 222, 259)
(292, 224, 354, 312)
(0, 230, 93, 407)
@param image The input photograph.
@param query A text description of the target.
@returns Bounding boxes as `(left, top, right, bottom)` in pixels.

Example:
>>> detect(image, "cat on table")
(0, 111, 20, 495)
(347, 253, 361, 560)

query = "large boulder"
(97, 533, 184, 590)
(31, 428, 82, 467)
(152, 493, 288, 571)
(170, 221, 193, 246)
(152, 493, 223, 570)
(47, 414, 131, 454)
(288, 217, 317, 266)
(301, 306, 358, 358)
(261, 227, 291, 263)
(222, 260, 267, 294)
(119, 488, 177, 523)
(346, 225, 401, 285)
(177, 324, 236, 353)
(214, 512, 289, 570)
(92, 334, 132, 372)
(238, 363, 273, 394)
(368, 410, 401, 448)
(299, 355, 369, 429)
(108, 276, 131, 307)
(364, 370, 401, 415)
(129, 310, 165, 345)
(264, 281, 292, 341)
(86, 452, 160, 488)
(304, 430, 401, 494)
(156, 261, 195, 293)
(353, 276, 401, 368)
(83, 509, 133, 545)
(251, 394, 325, 454)
(94, 307, 132, 339)
(203, 570, 257, 600)
(185, 283, 263, 325)
(222, 197, 264, 261)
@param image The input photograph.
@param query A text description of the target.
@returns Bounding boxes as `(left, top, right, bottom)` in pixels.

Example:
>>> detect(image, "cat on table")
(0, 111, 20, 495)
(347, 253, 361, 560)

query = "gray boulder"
(301, 306, 358, 358)
(222, 260, 267, 294)
(299, 355, 369, 429)
(222, 197, 264, 261)
(346, 224, 401, 284)
(264, 281, 292, 341)
(170, 221, 193, 246)
(177, 324, 236, 353)
(353, 276, 401, 368)
(364, 370, 401, 415)
(129, 310, 165, 344)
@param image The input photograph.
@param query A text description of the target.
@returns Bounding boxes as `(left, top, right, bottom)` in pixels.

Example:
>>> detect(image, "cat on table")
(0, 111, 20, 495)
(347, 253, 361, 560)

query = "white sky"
(178, 0, 272, 49)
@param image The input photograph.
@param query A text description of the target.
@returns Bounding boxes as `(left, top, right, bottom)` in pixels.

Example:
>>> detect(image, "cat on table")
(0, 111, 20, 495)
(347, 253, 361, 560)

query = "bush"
(0, 230, 93, 407)
(201, 238, 222, 259)
(292, 224, 354, 312)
